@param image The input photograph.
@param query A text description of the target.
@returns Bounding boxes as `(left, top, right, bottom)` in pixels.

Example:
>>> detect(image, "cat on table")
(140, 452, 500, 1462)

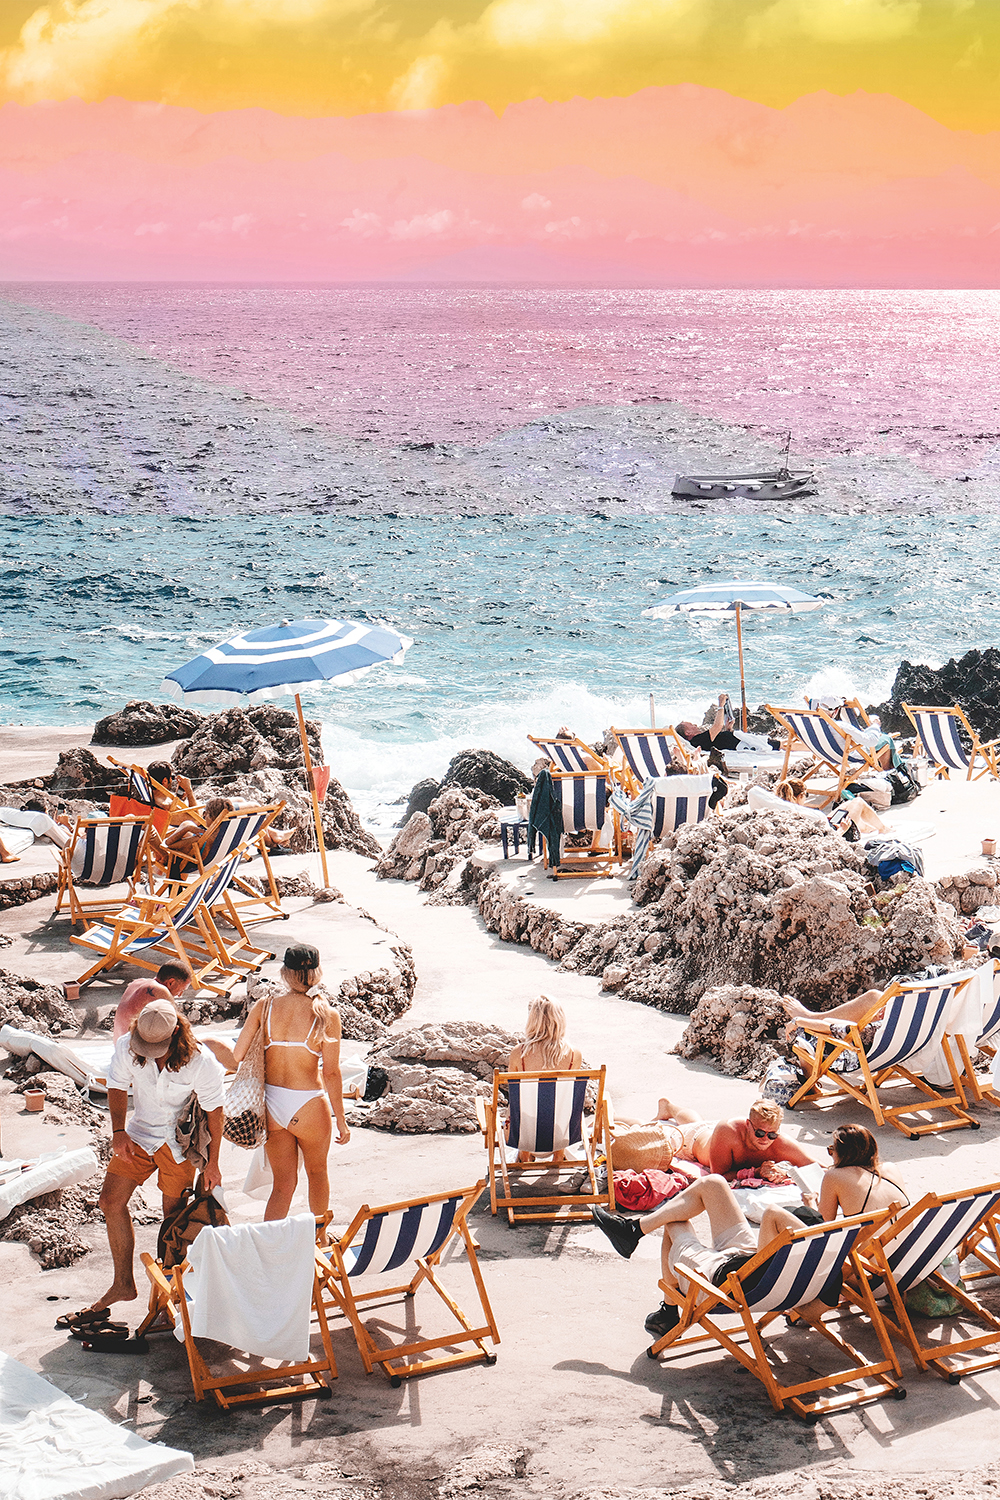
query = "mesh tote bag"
(222, 1005, 267, 1149)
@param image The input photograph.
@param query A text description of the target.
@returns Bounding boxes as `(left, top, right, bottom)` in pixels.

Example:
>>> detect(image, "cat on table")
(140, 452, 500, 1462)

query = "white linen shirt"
(105, 1035, 226, 1161)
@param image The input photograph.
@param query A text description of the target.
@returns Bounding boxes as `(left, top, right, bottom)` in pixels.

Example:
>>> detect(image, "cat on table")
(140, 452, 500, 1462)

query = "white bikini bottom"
(265, 1084, 326, 1131)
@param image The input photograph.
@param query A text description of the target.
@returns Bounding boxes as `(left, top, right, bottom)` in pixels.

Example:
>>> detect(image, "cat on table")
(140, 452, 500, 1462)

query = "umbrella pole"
(294, 692, 330, 890)
(649, 693, 655, 729)
(735, 602, 748, 732)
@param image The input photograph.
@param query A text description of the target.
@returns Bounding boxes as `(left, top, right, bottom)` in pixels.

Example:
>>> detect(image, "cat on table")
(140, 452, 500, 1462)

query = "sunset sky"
(1, 0, 998, 281)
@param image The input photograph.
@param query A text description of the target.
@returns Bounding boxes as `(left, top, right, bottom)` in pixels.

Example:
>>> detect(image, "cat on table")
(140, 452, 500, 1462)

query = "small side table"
(498, 807, 534, 859)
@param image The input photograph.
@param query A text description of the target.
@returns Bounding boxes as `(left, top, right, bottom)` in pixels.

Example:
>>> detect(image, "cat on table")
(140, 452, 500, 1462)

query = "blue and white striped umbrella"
(641, 580, 822, 730)
(161, 617, 413, 707)
(642, 581, 822, 619)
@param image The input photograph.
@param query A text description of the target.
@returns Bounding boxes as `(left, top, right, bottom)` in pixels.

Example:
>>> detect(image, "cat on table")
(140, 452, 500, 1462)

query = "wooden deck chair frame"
(787, 974, 980, 1137)
(540, 770, 621, 880)
(766, 704, 886, 807)
(476, 1067, 615, 1224)
(903, 702, 1000, 782)
(608, 727, 694, 793)
(648, 1210, 904, 1421)
(54, 814, 150, 925)
(960, 1204, 1000, 1284)
(140, 1251, 336, 1408)
(846, 1184, 1000, 1382)
(947, 958, 1000, 1109)
(154, 802, 287, 925)
(70, 855, 272, 995)
(315, 1183, 498, 1384)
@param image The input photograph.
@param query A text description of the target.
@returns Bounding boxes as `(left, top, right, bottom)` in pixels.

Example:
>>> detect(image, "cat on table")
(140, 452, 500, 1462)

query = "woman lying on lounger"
(775, 778, 887, 838)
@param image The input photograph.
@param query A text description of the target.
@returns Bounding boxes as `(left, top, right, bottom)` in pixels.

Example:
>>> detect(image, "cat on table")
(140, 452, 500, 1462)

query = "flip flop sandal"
(69, 1321, 129, 1341)
(54, 1307, 112, 1332)
(81, 1333, 149, 1354)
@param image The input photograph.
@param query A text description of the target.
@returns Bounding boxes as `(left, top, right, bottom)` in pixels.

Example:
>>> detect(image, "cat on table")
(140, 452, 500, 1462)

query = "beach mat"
(0, 1351, 193, 1499)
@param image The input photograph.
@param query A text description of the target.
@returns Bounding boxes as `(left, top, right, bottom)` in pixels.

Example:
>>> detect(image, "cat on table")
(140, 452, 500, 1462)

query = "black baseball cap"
(283, 942, 320, 971)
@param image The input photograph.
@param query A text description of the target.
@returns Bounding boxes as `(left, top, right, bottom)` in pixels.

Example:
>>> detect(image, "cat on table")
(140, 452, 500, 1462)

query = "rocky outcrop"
(0, 871, 59, 911)
(396, 749, 531, 829)
(558, 809, 962, 1014)
(674, 984, 793, 1080)
(937, 864, 1000, 916)
(92, 700, 200, 746)
(0, 971, 76, 1034)
(50, 747, 125, 796)
(465, 863, 591, 960)
(376, 787, 500, 887)
(172, 704, 323, 780)
(348, 1021, 520, 1133)
(869, 646, 1000, 739)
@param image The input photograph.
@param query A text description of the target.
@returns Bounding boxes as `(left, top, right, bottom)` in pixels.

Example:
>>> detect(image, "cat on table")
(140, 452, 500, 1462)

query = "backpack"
(157, 1174, 229, 1270)
(886, 764, 920, 805)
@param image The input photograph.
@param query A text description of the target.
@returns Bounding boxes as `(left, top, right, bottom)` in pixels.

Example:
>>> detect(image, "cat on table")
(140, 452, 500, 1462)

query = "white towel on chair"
(178, 1213, 316, 1361)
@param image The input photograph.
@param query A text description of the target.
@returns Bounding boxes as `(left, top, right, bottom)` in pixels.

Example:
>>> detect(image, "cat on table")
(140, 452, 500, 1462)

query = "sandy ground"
(4, 729, 1000, 1495)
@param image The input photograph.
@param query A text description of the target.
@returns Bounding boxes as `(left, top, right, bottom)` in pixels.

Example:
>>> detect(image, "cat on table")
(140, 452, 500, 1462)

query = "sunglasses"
(750, 1123, 779, 1140)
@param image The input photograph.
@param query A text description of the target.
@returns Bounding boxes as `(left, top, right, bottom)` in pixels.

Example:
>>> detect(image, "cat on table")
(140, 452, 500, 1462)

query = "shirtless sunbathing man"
(654, 1095, 817, 1182)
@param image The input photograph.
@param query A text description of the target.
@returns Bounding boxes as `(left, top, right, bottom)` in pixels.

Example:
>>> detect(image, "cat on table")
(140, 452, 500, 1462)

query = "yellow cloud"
(749, 0, 921, 46)
(480, 0, 707, 50)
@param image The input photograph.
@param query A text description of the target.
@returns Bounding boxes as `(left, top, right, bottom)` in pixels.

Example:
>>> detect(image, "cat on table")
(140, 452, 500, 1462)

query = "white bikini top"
(263, 1001, 323, 1057)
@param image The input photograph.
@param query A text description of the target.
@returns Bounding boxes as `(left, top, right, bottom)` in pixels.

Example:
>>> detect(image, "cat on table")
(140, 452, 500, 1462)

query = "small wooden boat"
(671, 468, 816, 500)
(672, 432, 816, 501)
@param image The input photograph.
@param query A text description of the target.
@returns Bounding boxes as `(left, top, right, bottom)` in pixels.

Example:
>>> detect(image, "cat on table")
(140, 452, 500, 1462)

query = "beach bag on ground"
(904, 1254, 964, 1318)
(846, 774, 892, 812)
(863, 836, 924, 881)
(610, 1122, 681, 1172)
(222, 1005, 267, 1149)
(761, 1057, 802, 1106)
(157, 1173, 229, 1270)
(887, 764, 920, 804)
(612, 1168, 688, 1211)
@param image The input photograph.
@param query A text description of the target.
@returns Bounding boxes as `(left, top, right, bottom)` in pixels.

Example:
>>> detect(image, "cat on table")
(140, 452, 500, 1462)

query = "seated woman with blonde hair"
(508, 997, 583, 1163)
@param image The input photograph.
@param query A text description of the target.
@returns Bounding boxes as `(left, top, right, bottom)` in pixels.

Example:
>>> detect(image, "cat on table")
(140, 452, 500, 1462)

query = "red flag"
(311, 766, 332, 803)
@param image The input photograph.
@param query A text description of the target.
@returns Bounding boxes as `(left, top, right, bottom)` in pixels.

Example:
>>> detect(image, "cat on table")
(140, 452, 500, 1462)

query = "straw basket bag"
(222, 1007, 267, 1149)
(609, 1121, 683, 1172)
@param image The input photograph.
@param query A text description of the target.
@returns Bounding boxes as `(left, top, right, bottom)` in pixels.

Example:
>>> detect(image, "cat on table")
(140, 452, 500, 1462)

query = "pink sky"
(2, 88, 999, 283)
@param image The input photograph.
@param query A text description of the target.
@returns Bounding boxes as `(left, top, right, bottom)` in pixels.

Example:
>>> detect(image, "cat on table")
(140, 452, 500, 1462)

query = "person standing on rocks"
(226, 943, 350, 1235)
(57, 998, 225, 1341)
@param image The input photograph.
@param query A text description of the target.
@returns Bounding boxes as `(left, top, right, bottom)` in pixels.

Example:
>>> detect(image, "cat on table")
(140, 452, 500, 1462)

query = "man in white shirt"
(87, 999, 225, 1320)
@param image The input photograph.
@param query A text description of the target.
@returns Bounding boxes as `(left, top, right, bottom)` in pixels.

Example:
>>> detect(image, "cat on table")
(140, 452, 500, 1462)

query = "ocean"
(2, 284, 998, 836)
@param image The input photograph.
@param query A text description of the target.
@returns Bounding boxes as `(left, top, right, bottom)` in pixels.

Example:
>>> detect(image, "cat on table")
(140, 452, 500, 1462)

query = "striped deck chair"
(54, 815, 150, 925)
(788, 973, 979, 1137)
(848, 1185, 1000, 1382)
(609, 727, 692, 791)
(527, 734, 608, 774)
(806, 697, 872, 731)
(477, 1068, 615, 1225)
(158, 804, 286, 923)
(649, 1210, 904, 1420)
(944, 959, 1000, 1108)
(766, 704, 885, 806)
(140, 1219, 337, 1409)
(70, 854, 272, 995)
(903, 703, 1000, 781)
(541, 771, 620, 878)
(610, 774, 714, 878)
(316, 1183, 498, 1384)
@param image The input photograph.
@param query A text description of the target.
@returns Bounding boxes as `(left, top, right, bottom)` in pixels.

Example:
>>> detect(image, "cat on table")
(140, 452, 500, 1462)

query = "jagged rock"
(0, 871, 59, 911)
(869, 646, 1000, 739)
(347, 1021, 521, 1133)
(0, 971, 76, 1034)
(92, 700, 200, 746)
(50, 747, 125, 795)
(440, 748, 531, 804)
(675, 984, 792, 1080)
(172, 704, 324, 780)
(398, 776, 440, 827)
(377, 789, 499, 885)
(466, 863, 590, 958)
(938, 865, 1000, 916)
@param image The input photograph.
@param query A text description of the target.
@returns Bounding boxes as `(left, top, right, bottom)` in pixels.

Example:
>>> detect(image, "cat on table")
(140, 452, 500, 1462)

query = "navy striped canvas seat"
(611, 774, 713, 877)
(316, 1184, 498, 1384)
(540, 772, 621, 879)
(527, 735, 605, 774)
(160, 803, 286, 923)
(767, 703, 888, 807)
(55, 815, 150, 925)
(849, 1184, 1000, 1381)
(651, 1211, 904, 1420)
(904, 704, 999, 781)
(478, 1067, 616, 1225)
(611, 728, 686, 783)
(789, 972, 979, 1137)
(556, 773, 607, 834)
(70, 853, 272, 996)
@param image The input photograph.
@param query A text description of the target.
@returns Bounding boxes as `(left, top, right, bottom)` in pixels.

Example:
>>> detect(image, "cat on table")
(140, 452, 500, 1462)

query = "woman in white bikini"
(507, 996, 583, 1164)
(231, 942, 350, 1229)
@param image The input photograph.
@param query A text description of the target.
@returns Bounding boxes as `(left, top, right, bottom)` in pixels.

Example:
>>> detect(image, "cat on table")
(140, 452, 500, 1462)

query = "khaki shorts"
(666, 1221, 758, 1285)
(676, 1120, 715, 1161)
(106, 1140, 196, 1198)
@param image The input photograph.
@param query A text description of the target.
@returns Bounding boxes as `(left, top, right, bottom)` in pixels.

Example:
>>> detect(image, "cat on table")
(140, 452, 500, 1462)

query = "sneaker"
(591, 1206, 644, 1259)
(644, 1302, 680, 1339)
